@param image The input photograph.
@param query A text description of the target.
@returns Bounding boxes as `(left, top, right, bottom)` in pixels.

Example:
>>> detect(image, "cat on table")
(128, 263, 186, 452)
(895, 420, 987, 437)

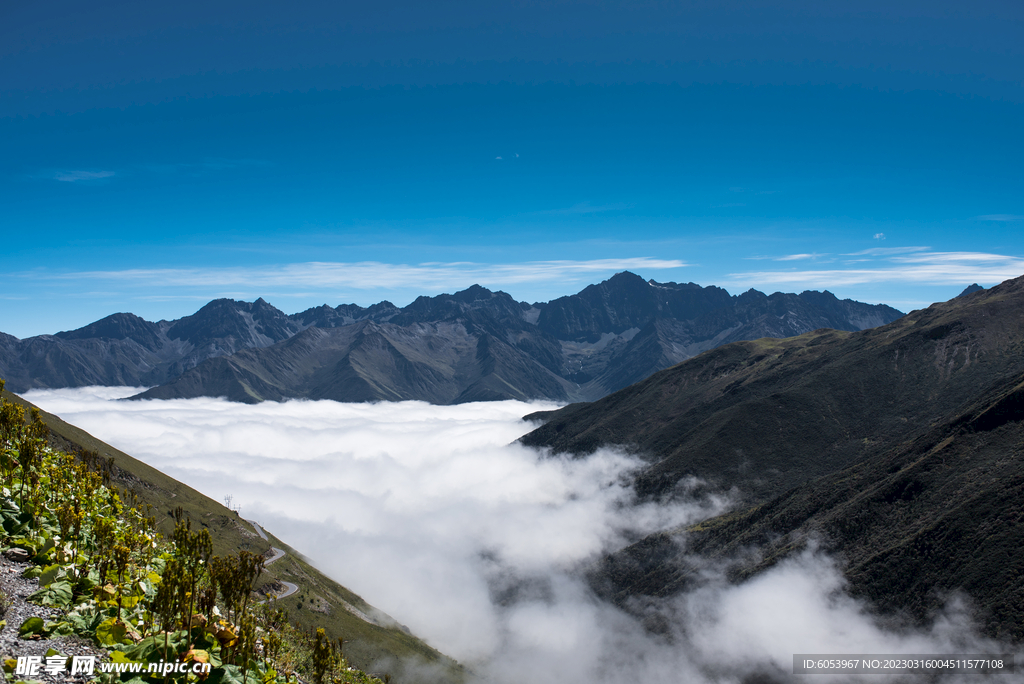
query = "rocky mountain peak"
(54, 313, 162, 350)
(957, 283, 985, 297)
(0, 274, 908, 399)
(450, 284, 497, 302)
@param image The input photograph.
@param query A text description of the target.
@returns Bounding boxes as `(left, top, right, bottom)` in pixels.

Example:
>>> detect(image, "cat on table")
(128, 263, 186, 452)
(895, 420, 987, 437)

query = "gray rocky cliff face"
(0, 272, 904, 403)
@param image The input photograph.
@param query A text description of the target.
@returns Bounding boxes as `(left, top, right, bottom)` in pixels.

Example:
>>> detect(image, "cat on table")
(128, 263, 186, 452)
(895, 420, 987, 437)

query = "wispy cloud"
(976, 214, 1024, 221)
(134, 292, 325, 302)
(775, 253, 827, 261)
(535, 201, 632, 216)
(844, 246, 930, 257)
(728, 249, 1024, 288)
(26, 258, 687, 293)
(40, 158, 267, 184)
(141, 158, 271, 175)
(893, 251, 1020, 265)
(51, 170, 115, 182)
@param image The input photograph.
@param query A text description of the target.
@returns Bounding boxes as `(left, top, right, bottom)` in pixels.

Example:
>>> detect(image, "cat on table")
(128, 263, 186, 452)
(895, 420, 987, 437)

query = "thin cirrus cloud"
(50, 170, 115, 182)
(533, 201, 633, 216)
(41, 159, 267, 183)
(728, 250, 1024, 288)
(140, 158, 272, 174)
(976, 214, 1024, 221)
(844, 246, 931, 257)
(22, 388, 1008, 684)
(37, 258, 687, 292)
(774, 253, 828, 261)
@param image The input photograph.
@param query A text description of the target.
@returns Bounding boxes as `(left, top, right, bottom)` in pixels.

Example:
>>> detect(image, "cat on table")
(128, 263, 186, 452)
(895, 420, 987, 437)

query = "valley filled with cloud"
(25, 388, 1014, 683)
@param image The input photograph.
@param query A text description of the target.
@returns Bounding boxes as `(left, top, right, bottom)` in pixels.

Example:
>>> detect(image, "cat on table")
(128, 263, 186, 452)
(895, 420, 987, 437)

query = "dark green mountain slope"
(522, 281, 1021, 502)
(590, 374, 1024, 640)
(521, 277, 1024, 639)
(1, 386, 464, 682)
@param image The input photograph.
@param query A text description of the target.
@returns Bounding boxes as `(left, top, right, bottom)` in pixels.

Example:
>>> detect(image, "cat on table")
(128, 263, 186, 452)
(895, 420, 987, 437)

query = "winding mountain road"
(246, 519, 299, 600)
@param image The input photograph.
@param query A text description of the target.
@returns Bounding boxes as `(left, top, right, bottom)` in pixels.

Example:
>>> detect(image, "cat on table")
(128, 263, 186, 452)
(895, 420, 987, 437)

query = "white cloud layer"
(26, 258, 687, 293)
(25, 389, 1016, 683)
(729, 249, 1024, 289)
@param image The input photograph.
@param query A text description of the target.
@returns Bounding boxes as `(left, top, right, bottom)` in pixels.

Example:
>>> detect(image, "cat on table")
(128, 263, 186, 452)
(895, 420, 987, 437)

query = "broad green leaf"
(108, 651, 147, 670)
(48, 620, 74, 636)
(50, 580, 74, 606)
(7, 537, 34, 553)
(120, 677, 149, 684)
(125, 635, 164, 662)
(206, 665, 249, 684)
(96, 617, 128, 646)
(3, 512, 32, 535)
(126, 632, 189, 662)
(21, 566, 43, 579)
(66, 612, 95, 631)
(38, 563, 63, 586)
(18, 616, 46, 637)
(28, 579, 73, 608)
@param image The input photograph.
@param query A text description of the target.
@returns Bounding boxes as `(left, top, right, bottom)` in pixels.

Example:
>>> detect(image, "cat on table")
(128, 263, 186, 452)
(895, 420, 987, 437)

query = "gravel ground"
(0, 552, 108, 682)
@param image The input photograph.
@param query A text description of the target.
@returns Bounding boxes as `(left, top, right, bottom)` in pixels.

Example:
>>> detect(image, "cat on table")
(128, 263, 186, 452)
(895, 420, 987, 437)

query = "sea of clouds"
(25, 388, 1015, 684)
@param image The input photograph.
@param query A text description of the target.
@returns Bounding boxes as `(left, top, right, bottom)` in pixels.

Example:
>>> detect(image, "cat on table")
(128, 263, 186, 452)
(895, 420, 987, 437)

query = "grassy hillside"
(1, 387, 466, 683)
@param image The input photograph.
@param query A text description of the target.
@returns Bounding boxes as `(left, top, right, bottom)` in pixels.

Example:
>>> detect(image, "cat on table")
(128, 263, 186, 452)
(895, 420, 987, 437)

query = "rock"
(3, 549, 29, 563)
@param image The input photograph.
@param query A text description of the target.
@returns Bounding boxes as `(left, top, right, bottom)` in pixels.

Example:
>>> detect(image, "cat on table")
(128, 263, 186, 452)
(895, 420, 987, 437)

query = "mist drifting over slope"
(27, 388, 1015, 683)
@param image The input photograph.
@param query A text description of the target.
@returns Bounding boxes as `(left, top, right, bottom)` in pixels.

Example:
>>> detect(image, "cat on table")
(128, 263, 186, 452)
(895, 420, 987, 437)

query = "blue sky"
(2, 1, 1022, 338)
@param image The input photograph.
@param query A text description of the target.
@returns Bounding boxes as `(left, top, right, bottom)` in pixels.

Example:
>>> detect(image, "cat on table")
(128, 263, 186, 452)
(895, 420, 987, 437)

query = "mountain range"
(0, 272, 902, 404)
(520, 278, 1022, 640)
